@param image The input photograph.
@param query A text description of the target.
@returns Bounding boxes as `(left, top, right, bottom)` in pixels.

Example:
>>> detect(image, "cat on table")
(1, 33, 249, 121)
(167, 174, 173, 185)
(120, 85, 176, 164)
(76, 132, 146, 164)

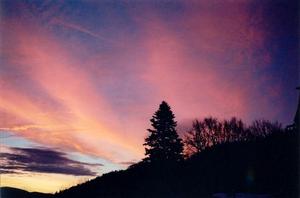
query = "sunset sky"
(0, 0, 298, 193)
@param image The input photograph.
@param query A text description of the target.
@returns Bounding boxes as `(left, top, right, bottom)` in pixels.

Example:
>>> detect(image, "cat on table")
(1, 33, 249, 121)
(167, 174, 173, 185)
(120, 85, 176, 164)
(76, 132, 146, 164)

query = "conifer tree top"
(143, 101, 183, 163)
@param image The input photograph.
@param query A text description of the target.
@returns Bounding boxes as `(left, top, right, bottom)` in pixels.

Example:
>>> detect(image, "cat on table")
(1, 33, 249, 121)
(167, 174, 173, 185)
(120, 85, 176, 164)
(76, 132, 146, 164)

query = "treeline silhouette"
(184, 117, 283, 157)
(53, 101, 298, 198)
(2, 101, 299, 198)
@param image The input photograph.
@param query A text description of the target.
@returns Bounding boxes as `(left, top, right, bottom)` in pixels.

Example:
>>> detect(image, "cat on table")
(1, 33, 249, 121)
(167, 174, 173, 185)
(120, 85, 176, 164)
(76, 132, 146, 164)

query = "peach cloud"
(1, 21, 143, 162)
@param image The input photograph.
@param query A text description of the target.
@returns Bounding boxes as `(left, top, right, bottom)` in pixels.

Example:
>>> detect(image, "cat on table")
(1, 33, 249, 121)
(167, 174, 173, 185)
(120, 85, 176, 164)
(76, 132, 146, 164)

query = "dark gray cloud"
(0, 147, 102, 176)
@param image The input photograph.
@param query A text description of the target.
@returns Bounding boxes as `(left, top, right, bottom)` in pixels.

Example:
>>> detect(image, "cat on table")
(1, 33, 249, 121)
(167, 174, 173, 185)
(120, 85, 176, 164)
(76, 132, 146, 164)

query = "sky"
(0, 0, 299, 193)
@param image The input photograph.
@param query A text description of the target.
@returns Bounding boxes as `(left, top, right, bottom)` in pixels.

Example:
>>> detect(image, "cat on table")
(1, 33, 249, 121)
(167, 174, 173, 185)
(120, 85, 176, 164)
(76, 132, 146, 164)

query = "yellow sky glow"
(0, 173, 91, 193)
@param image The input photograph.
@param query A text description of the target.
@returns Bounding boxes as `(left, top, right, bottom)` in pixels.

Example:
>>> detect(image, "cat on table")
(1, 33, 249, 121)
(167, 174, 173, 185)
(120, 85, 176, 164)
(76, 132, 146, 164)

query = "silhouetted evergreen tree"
(143, 101, 183, 162)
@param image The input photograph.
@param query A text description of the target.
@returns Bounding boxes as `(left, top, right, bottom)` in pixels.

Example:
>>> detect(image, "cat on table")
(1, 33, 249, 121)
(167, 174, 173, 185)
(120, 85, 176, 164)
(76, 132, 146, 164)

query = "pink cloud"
(1, 21, 143, 162)
(0, 1, 284, 166)
(132, 1, 277, 123)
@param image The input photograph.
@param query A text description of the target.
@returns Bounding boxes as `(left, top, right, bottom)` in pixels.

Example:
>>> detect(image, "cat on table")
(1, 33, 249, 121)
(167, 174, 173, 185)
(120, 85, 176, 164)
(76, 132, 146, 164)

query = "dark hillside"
(54, 130, 298, 198)
(0, 187, 51, 198)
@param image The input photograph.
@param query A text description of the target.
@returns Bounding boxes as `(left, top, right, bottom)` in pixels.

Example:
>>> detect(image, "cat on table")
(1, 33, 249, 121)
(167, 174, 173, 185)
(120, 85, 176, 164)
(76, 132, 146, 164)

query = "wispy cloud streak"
(50, 18, 115, 43)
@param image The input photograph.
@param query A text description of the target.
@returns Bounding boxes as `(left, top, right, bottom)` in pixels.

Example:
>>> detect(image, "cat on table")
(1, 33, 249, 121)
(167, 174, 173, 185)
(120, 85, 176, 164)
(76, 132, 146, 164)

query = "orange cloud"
(1, 22, 143, 162)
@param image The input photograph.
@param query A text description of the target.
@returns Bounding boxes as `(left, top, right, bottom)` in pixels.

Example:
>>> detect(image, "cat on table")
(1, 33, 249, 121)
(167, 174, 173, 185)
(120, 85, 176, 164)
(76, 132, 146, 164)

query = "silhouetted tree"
(203, 117, 222, 145)
(184, 117, 223, 156)
(184, 120, 206, 156)
(223, 117, 246, 142)
(248, 119, 283, 138)
(184, 117, 285, 156)
(143, 101, 183, 163)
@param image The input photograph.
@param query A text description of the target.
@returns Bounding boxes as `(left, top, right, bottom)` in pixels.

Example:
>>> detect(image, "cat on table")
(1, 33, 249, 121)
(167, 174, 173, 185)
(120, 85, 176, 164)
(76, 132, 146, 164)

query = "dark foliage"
(3, 98, 299, 198)
(50, 129, 298, 198)
(3, 127, 298, 198)
(143, 101, 184, 163)
(184, 117, 283, 157)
